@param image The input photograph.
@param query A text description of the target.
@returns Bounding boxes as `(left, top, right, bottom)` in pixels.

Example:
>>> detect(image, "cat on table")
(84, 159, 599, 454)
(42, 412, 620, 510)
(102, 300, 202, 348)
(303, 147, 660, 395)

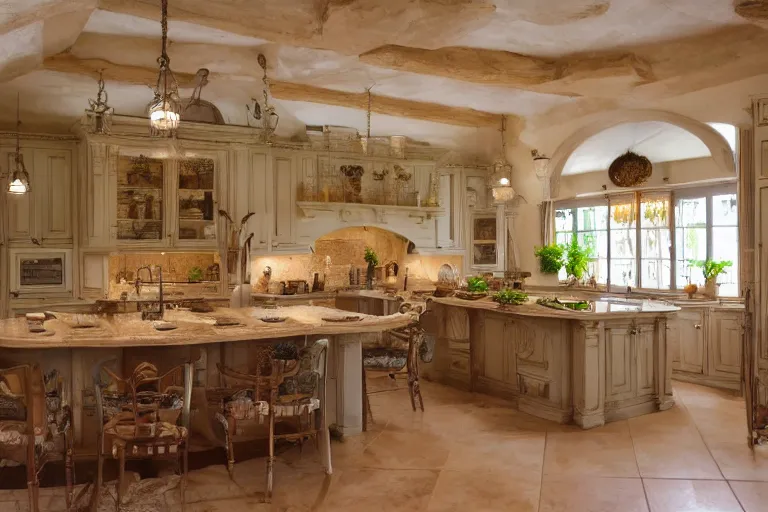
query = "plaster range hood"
(294, 202, 446, 252)
(296, 201, 444, 224)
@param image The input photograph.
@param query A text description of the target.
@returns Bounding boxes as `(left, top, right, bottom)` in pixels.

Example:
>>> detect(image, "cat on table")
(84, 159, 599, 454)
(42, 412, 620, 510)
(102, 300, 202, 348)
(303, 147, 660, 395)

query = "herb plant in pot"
(456, 276, 489, 300)
(691, 259, 732, 298)
(188, 266, 204, 283)
(364, 247, 379, 290)
(565, 238, 590, 285)
(492, 289, 528, 309)
(534, 243, 565, 275)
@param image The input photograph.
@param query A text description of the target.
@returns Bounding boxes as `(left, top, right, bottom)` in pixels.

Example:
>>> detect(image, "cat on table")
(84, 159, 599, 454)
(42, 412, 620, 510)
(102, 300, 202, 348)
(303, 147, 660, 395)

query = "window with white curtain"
(554, 184, 738, 296)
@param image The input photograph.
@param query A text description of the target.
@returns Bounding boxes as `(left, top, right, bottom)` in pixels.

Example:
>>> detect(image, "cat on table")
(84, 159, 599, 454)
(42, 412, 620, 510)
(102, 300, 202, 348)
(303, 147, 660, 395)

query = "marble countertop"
(252, 289, 404, 302)
(0, 305, 414, 349)
(432, 296, 680, 320)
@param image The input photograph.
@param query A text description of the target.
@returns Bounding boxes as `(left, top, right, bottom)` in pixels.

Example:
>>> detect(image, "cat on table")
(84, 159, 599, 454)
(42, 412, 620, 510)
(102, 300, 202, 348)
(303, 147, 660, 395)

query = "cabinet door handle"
(694, 324, 701, 329)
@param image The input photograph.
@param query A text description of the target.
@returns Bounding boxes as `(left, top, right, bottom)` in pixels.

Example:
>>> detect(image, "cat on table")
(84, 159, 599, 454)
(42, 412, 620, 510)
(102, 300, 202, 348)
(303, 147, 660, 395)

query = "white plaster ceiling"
(562, 121, 712, 175)
(0, 0, 766, 152)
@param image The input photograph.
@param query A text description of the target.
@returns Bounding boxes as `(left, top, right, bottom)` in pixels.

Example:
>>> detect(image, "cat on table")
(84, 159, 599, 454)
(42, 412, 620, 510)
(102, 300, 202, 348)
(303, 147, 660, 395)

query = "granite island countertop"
(431, 295, 680, 320)
(0, 305, 414, 349)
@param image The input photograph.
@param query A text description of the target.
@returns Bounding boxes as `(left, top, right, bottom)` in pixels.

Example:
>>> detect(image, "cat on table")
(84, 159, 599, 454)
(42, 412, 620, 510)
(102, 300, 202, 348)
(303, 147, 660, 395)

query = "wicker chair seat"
(363, 348, 407, 372)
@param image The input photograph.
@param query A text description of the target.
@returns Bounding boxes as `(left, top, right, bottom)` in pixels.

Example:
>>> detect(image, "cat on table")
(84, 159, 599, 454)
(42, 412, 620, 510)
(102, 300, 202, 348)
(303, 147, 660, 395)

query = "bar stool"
(91, 360, 193, 512)
(0, 363, 74, 512)
(362, 304, 428, 431)
(210, 338, 331, 502)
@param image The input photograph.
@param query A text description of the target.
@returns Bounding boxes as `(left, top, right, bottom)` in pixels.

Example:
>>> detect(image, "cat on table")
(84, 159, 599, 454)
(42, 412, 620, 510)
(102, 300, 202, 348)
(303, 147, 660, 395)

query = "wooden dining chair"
(91, 360, 193, 512)
(0, 364, 74, 512)
(211, 339, 331, 502)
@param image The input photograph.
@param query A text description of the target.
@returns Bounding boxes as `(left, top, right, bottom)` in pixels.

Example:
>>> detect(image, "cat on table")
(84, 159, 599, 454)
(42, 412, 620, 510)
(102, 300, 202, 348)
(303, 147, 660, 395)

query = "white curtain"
(540, 200, 555, 246)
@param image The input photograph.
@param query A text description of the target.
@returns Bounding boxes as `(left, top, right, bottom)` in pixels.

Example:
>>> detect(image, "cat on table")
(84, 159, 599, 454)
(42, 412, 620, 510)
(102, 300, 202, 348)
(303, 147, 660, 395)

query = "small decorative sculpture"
(246, 54, 279, 142)
(340, 165, 365, 203)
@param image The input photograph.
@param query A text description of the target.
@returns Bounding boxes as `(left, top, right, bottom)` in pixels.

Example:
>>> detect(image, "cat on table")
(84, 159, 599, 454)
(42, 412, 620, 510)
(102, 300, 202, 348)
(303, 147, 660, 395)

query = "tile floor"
(2, 379, 768, 511)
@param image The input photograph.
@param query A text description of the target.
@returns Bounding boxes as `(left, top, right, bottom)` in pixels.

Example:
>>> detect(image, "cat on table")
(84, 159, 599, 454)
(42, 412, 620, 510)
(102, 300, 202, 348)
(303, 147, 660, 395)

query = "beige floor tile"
(729, 480, 768, 512)
(319, 468, 438, 512)
(643, 479, 742, 512)
(630, 432, 722, 479)
(539, 476, 649, 512)
(707, 442, 768, 481)
(358, 430, 451, 469)
(427, 470, 540, 512)
(443, 431, 546, 473)
(544, 431, 640, 477)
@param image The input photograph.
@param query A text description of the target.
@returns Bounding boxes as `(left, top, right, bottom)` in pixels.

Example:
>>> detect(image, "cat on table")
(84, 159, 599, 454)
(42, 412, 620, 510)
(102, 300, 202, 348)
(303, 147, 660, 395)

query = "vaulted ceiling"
(2, 0, 768, 153)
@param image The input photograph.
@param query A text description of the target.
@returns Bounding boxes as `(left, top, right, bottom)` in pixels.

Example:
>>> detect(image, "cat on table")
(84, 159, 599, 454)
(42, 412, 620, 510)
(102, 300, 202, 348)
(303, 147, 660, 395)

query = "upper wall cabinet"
(2, 147, 73, 247)
(85, 142, 224, 250)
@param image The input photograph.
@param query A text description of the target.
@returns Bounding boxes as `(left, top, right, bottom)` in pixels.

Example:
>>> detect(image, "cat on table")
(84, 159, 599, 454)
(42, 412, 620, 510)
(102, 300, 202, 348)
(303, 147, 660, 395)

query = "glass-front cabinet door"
(177, 157, 216, 243)
(116, 154, 165, 243)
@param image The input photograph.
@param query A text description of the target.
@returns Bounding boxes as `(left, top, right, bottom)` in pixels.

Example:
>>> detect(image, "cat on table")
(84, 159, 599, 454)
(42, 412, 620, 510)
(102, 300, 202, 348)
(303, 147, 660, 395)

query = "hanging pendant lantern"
(148, 0, 181, 137)
(85, 71, 114, 135)
(7, 95, 29, 195)
(490, 116, 515, 203)
(608, 150, 652, 187)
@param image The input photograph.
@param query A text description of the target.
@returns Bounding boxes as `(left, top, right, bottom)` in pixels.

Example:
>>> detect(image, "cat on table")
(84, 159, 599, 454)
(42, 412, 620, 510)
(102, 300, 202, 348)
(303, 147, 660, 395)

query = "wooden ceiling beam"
(41, 52, 505, 127)
(43, 52, 198, 87)
(359, 45, 654, 96)
(269, 81, 505, 128)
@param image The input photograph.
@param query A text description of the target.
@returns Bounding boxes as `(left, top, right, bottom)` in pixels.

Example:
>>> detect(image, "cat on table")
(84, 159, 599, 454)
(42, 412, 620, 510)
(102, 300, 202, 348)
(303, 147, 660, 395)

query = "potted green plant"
(565, 238, 590, 284)
(188, 266, 204, 283)
(363, 247, 379, 290)
(690, 259, 732, 298)
(492, 289, 528, 308)
(534, 244, 565, 274)
(456, 276, 489, 300)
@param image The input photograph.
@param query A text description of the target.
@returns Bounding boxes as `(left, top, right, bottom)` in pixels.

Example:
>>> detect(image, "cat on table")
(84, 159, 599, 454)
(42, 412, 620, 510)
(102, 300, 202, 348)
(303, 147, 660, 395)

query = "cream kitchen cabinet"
(2, 147, 73, 247)
(670, 305, 743, 392)
(669, 309, 706, 374)
(604, 321, 656, 403)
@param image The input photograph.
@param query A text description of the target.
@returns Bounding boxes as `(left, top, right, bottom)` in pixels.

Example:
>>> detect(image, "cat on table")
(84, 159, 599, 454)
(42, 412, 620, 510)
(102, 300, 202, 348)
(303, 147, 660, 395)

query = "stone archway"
(546, 109, 737, 198)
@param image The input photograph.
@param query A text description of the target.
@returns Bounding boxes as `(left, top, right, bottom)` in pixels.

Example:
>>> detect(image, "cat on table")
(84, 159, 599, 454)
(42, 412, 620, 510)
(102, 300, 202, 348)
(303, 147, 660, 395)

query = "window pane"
(712, 194, 737, 226)
(676, 197, 706, 227)
(577, 206, 608, 231)
(641, 228, 671, 259)
(611, 228, 636, 258)
(642, 259, 671, 290)
(676, 226, 707, 288)
(712, 226, 739, 297)
(555, 209, 573, 232)
(611, 259, 636, 287)
(641, 198, 669, 228)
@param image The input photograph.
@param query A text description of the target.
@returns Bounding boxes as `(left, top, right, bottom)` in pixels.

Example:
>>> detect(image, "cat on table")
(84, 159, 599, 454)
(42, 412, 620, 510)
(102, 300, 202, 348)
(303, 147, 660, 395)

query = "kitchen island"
(0, 305, 414, 450)
(423, 296, 680, 428)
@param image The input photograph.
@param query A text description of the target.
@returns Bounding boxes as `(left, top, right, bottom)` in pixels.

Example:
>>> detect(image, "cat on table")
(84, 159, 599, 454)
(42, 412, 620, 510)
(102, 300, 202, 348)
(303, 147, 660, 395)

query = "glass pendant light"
(491, 116, 515, 203)
(532, 149, 550, 178)
(148, 0, 181, 136)
(8, 95, 29, 195)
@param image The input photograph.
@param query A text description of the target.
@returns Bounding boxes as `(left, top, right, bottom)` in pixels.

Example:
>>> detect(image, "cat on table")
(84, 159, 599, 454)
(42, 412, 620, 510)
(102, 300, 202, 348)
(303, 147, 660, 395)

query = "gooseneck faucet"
(136, 265, 164, 321)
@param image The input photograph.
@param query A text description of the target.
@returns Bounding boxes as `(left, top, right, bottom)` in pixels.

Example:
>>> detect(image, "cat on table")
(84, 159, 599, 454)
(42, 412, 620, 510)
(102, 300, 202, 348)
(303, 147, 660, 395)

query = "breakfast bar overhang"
(0, 306, 414, 449)
(423, 297, 680, 428)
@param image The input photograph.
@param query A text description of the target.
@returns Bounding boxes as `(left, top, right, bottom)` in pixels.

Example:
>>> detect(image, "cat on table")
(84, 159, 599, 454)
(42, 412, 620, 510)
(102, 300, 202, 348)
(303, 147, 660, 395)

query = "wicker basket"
(608, 151, 652, 187)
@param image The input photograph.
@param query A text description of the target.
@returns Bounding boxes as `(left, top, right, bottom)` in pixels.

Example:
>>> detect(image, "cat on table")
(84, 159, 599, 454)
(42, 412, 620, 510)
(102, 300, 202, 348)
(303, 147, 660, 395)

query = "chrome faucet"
(137, 265, 164, 321)
(135, 265, 153, 296)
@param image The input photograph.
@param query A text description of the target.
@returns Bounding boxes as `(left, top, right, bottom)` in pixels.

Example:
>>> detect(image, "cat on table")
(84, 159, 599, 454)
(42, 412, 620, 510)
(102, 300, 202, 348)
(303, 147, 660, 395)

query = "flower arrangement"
(364, 247, 379, 267)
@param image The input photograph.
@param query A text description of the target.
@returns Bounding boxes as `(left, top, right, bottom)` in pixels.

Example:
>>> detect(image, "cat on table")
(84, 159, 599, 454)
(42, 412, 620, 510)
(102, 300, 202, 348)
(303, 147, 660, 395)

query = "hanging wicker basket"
(608, 151, 652, 187)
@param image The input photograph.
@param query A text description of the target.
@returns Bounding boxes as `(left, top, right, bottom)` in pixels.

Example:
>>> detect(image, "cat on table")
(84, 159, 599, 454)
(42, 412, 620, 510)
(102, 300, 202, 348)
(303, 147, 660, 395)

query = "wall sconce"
(532, 149, 550, 178)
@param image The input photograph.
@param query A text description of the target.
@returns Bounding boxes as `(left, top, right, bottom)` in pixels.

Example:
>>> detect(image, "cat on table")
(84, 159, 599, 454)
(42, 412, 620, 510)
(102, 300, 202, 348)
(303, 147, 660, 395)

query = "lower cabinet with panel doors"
(668, 305, 743, 392)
